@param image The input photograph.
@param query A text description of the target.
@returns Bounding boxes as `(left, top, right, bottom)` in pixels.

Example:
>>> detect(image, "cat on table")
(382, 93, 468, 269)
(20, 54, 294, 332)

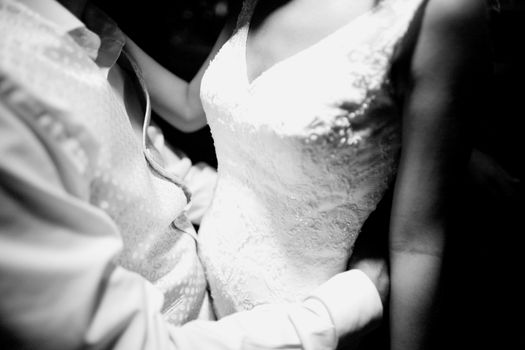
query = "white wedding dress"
(198, 0, 425, 318)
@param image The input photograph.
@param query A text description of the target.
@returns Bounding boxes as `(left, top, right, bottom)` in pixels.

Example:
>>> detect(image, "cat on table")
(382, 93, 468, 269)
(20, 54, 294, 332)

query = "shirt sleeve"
(0, 96, 381, 350)
(146, 124, 217, 225)
(183, 162, 217, 225)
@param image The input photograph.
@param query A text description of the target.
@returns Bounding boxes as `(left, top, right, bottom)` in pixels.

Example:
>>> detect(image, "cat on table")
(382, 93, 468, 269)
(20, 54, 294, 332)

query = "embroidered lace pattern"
(198, 0, 425, 317)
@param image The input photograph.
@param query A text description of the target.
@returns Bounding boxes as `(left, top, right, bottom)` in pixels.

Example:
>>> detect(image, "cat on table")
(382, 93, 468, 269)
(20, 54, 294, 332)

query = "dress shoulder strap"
(235, 0, 258, 30)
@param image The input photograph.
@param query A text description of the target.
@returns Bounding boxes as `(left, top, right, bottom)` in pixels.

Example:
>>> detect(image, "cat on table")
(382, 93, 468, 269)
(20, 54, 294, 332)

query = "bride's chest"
(244, 0, 377, 84)
(201, 33, 395, 141)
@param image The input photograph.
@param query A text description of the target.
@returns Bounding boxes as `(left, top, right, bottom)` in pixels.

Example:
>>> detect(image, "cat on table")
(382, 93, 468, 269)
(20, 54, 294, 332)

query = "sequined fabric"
(0, 0, 206, 325)
(198, 0, 425, 317)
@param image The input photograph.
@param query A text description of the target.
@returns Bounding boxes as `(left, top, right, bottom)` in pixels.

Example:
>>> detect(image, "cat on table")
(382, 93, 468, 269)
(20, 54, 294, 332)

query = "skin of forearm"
(124, 37, 205, 132)
(389, 248, 443, 350)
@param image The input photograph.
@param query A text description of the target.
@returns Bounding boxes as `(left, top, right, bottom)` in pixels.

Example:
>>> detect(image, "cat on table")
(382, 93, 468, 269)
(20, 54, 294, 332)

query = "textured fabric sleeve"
(183, 162, 217, 225)
(147, 124, 217, 225)
(150, 269, 383, 350)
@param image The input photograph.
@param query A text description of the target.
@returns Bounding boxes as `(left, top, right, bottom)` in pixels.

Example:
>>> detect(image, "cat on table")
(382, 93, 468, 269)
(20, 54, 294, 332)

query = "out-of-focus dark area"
(484, 0, 524, 180)
(94, 1, 523, 349)
(460, 3, 525, 347)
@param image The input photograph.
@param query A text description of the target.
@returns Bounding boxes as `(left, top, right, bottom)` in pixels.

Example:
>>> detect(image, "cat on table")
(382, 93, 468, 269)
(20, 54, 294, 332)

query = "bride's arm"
(124, 18, 235, 132)
(389, 0, 490, 349)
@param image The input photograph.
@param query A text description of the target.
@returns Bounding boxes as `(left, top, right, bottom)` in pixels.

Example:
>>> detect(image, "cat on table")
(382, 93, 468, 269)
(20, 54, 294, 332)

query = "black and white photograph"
(1, 0, 523, 349)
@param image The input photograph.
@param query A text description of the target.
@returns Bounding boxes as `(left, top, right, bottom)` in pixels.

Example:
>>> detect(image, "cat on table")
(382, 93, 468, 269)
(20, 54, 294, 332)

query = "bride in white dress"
(127, 0, 490, 348)
(198, 0, 424, 317)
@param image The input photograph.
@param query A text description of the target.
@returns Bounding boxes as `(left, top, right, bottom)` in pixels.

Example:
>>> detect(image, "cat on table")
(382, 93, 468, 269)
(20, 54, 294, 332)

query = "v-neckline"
(242, 0, 381, 89)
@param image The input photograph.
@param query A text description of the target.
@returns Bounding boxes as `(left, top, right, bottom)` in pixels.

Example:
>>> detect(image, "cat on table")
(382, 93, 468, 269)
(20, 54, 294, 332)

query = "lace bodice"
(198, 0, 424, 317)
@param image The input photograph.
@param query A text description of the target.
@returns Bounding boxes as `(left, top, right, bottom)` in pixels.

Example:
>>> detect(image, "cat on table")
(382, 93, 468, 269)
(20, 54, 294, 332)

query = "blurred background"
(93, 1, 524, 349)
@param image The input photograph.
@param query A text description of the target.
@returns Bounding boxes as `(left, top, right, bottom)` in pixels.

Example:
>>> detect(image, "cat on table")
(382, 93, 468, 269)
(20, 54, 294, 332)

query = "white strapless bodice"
(198, 0, 425, 317)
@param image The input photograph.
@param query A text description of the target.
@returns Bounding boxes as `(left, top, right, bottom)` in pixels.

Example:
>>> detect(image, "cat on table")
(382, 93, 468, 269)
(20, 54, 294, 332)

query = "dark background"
(94, 1, 524, 349)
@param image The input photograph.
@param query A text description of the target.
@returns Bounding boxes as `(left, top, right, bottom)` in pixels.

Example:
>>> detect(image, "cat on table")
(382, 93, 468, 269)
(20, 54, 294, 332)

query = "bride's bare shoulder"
(409, 0, 490, 79)
(423, 0, 488, 34)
